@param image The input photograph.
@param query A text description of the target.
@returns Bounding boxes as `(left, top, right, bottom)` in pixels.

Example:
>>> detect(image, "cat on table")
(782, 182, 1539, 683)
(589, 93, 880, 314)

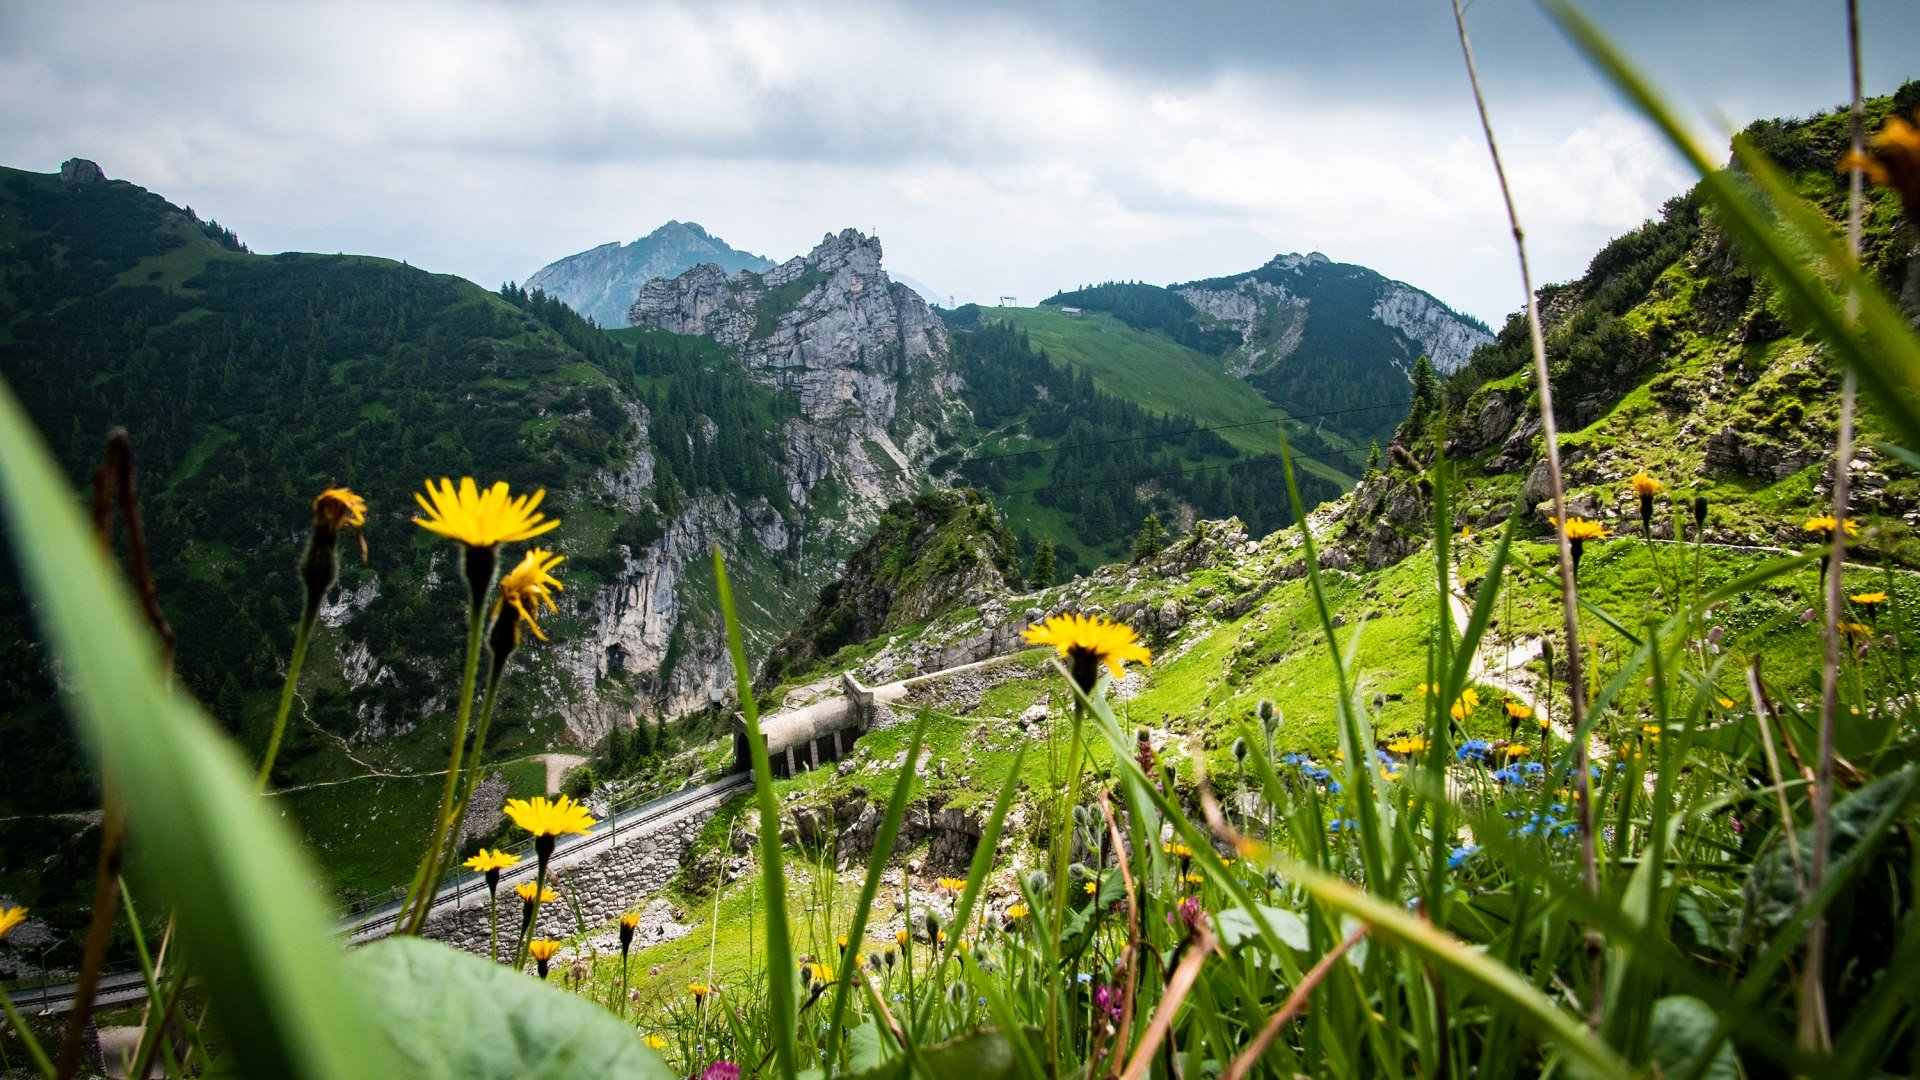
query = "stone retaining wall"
(410, 785, 741, 957)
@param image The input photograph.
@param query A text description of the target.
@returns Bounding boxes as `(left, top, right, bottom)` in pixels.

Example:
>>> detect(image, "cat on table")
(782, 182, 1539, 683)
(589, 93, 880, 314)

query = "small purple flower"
(703, 1063, 741, 1080)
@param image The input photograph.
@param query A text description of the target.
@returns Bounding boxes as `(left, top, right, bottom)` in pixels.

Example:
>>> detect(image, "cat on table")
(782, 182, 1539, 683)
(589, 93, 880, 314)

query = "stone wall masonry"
(406, 783, 744, 957)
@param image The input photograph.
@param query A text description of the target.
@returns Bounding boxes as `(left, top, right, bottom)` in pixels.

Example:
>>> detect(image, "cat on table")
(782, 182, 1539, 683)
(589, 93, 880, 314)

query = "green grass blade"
(712, 546, 799, 1079)
(825, 718, 929, 1073)
(1273, 856, 1632, 1079)
(0, 378, 395, 1076)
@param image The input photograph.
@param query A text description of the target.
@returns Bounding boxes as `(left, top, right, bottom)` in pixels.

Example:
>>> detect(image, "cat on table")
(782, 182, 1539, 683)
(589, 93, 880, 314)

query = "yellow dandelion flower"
(1450, 687, 1481, 722)
(528, 939, 561, 963)
(1838, 620, 1872, 637)
(1162, 841, 1192, 858)
(1640, 723, 1663, 740)
(1006, 903, 1029, 919)
(689, 982, 711, 998)
(1083, 880, 1097, 895)
(1184, 873, 1204, 885)
(936, 876, 966, 893)
(620, 912, 641, 930)
(463, 848, 521, 874)
(1385, 735, 1427, 755)
(515, 881, 559, 904)
(1841, 110, 1920, 218)
(1554, 517, 1608, 542)
(313, 487, 367, 532)
(1717, 696, 1737, 709)
(412, 477, 560, 548)
(1022, 612, 1151, 689)
(1802, 515, 1861, 542)
(1504, 701, 1533, 721)
(504, 794, 597, 839)
(1629, 473, 1664, 497)
(1851, 591, 1889, 606)
(643, 1035, 668, 1051)
(895, 929, 909, 947)
(1539, 717, 1554, 731)
(1418, 681, 1440, 697)
(1503, 744, 1530, 759)
(0, 906, 25, 940)
(493, 548, 565, 643)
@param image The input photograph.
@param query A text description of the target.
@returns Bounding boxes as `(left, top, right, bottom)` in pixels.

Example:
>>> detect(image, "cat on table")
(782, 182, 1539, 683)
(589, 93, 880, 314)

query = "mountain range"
(0, 117, 1683, 925)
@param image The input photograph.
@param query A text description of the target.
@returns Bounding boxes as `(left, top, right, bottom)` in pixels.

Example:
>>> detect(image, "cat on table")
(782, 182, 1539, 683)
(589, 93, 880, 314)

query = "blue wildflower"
(1448, 844, 1479, 869)
(1457, 739, 1492, 764)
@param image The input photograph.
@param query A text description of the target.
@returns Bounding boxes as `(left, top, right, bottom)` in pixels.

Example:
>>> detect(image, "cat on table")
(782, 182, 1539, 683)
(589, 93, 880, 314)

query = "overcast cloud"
(2, 1, 1914, 324)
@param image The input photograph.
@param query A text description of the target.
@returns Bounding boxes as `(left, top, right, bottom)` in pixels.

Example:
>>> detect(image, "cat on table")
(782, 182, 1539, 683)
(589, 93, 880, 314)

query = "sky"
(2, 1, 1915, 325)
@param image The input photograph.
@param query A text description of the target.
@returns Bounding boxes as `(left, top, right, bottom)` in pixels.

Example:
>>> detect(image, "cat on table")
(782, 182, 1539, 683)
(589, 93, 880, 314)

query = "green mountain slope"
(970, 305, 1303, 458)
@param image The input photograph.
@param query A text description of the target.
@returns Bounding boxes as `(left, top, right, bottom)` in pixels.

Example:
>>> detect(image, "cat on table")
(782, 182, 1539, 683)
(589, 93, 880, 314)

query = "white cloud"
(0, 0, 1852, 324)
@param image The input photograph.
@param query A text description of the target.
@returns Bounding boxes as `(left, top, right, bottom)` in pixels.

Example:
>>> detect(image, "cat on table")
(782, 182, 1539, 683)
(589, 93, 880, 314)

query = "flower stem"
(430, 669, 505, 901)
(513, 862, 551, 971)
(402, 598, 486, 934)
(254, 611, 315, 792)
(1045, 695, 1087, 1071)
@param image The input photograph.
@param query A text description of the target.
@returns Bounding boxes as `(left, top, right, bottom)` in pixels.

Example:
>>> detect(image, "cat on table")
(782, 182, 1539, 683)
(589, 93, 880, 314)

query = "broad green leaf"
(839, 1029, 1028, 1080)
(1739, 766, 1918, 946)
(350, 936, 673, 1079)
(1646, 996, 1739, 1080)
(1214, 904, 1312, 953)
(0, 375, 394, 1076)
(846, 1021, 886, 1073)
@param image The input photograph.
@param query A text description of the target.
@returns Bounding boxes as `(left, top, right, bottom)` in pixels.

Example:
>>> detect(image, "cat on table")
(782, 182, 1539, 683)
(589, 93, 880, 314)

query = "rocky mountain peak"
(59, 158, 105, 184)
(526, 221, 774, 327)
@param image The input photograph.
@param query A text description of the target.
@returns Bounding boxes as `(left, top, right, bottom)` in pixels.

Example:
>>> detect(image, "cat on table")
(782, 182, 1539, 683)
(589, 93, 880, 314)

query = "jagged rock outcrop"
(526, 221, 774, 328)
(631, 228, 953, 432)
(59, 158, 105, 184)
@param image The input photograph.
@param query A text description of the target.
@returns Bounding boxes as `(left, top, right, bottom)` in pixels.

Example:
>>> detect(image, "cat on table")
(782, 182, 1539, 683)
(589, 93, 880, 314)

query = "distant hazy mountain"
(527, 221, 775, 326)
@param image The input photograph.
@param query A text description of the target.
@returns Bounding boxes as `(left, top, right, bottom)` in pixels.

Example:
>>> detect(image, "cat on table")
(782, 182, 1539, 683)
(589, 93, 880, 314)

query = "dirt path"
(1445, 560, 1598, 756)
(534, 752, 587, 793)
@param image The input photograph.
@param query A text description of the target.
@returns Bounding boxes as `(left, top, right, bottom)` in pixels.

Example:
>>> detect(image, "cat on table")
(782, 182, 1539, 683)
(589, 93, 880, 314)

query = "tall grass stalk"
(713, 546, 800, 1079)
(1805, 0, 1868, 1050)
(1448, 4, 1604, 1031)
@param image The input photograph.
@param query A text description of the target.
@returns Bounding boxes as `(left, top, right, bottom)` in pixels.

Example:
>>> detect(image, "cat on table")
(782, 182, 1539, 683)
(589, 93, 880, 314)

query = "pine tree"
(1365, 441, 1382, 479)
(1409, 355, 1437, 423)
(1030, 538, 1057, 589)
(1131, 512, 1165, 563)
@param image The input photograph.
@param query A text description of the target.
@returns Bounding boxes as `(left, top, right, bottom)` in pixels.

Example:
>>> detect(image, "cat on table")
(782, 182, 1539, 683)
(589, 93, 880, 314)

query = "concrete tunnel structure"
(732, 672, 915, 778)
